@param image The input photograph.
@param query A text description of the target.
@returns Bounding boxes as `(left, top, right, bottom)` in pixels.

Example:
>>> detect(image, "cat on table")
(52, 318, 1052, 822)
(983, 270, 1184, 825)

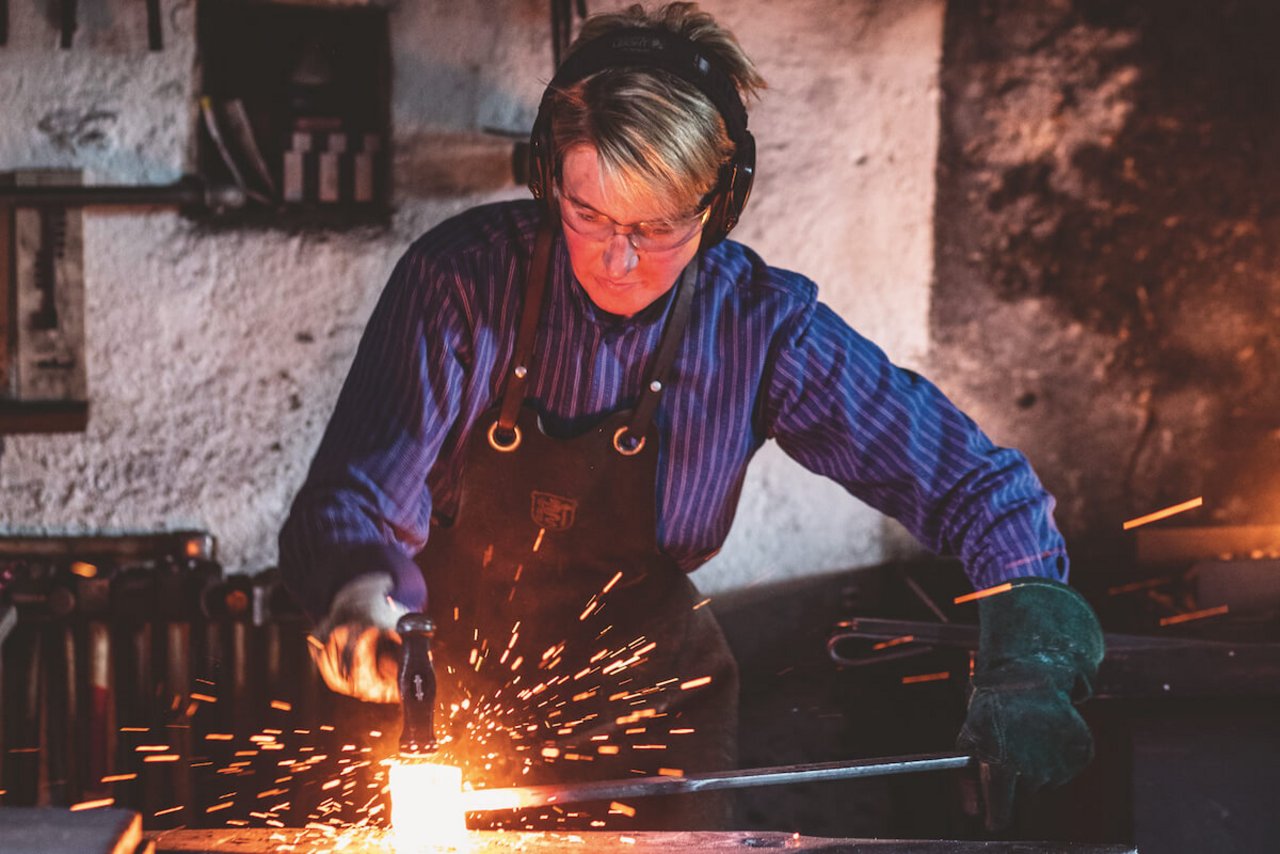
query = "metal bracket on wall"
(0, 170, 88, 434)
(0, 175, 242, 434)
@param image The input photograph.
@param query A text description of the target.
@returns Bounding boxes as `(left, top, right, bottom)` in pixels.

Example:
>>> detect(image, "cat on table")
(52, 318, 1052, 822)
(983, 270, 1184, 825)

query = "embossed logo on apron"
(530, 490, 578, 531)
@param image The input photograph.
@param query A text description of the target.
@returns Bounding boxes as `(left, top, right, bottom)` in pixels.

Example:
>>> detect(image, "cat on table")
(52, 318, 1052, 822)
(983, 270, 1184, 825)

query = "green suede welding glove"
(956, 577, 1105, 830)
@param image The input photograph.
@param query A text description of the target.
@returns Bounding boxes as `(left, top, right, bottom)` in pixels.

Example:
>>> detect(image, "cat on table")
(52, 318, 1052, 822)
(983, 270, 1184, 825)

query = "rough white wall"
(0, 0, 943, 595)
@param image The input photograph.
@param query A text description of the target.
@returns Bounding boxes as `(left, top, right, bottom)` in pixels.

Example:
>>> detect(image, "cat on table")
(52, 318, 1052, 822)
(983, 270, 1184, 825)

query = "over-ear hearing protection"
(527, 27, 756, 248)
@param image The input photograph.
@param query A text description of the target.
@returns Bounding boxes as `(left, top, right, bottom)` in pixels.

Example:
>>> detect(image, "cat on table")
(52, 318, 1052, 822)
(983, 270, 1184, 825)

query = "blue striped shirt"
(279, 200, 1067, 619)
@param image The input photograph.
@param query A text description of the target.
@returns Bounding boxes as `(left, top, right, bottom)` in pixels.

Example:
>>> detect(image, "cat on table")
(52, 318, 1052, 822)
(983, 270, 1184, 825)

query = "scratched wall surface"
(0, 0, 945, 594)
(931, 0, 1280, 567)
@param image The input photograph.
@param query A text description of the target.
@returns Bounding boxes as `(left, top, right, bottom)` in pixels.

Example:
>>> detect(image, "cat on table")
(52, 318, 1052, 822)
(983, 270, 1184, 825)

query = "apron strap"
(619, 255, 700, 451)
(495, 222, 556, 440)
(495, 228, 700, 454)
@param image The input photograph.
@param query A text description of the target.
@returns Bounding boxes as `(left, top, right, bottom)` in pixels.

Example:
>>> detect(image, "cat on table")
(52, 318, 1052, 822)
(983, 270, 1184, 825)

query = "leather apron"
(415, 226, 738, 831)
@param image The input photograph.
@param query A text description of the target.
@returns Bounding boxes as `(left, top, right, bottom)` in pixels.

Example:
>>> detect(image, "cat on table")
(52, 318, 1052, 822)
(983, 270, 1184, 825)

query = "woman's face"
(557, 145, 704, 318)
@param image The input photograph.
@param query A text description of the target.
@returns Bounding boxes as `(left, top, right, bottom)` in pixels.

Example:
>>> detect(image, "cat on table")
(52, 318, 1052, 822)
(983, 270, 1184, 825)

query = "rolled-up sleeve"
(763, 299, 1067, 589)
(278, 245, 470, 620)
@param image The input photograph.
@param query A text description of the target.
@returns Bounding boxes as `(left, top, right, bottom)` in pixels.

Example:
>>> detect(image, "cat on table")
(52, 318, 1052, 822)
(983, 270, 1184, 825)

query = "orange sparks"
(206, 801, 234, 813)
(143, 754, 180, 763)
(154, 806, 183, 817)
(270, 700, 292, 712)
(205, 733, 234, 741)
(615, 709, 658, 725)
(692, 597, 712, 611)
(902, 671, 950, 685)
(134, 744, 170, 752)
(1159, 604, 1229, 626)
(70, 797, 114, 811)
(680, 676, 712, 690)
(101, 773, 137, 783)
(541, 747, 561, 759)
(602, 571, 624, 594)
(669, 728, 695, 735)
(190, 693, 217, 703)
(597, 745, 620, 755)
(872, 635, 915, 651)
(633, 744, 667, 750)
(119, 727, 149, 733)
(954, 583, 1013, 605)
(658, 768, 684, 777)
(609, 802, 636, 817)
(1108, 577, 1172, 595)
(70, 561, 98, 578)
(1122, 496, 1204, 530)
(533, 528, 547, 552)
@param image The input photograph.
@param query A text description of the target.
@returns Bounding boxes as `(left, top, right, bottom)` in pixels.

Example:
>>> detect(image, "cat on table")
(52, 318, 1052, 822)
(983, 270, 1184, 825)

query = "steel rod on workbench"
(462, 752, 974, 811)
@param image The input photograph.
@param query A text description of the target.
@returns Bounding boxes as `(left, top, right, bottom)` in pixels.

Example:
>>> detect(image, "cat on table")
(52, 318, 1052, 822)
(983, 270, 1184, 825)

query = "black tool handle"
(396, 613, 438, 755)
(147, 0, 163, 50)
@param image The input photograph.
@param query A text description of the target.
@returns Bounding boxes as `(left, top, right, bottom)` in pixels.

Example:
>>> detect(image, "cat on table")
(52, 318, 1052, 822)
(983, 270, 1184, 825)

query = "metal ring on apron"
(488, 421, 522, 452)
(612, 426, 645, 456)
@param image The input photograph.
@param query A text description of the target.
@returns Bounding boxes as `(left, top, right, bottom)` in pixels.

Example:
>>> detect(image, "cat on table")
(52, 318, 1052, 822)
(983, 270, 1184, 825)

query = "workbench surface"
(148, 827, 1137, 853)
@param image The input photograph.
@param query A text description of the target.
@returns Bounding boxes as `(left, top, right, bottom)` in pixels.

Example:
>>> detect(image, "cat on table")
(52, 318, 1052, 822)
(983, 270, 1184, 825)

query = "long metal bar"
(461, 752, 973, 812)
(0, 179, 243, 210)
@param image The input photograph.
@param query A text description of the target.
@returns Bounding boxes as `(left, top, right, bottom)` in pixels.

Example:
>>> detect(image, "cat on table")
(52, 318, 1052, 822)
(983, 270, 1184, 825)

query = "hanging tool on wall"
(146, 0, 162, 50)
(550, 0, 589, 69)
(199, 97, 272, 205)
(59, 0, 76, 49)
(32, 206, 67, 331)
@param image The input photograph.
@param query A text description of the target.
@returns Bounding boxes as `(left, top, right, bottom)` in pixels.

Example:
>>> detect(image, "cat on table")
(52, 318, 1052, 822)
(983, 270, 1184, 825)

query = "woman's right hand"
(308, 573, 408, 704)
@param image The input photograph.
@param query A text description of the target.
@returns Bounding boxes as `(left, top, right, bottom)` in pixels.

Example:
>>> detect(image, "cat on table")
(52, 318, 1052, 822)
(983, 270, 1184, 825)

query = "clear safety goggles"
(555, 186, 709, 252)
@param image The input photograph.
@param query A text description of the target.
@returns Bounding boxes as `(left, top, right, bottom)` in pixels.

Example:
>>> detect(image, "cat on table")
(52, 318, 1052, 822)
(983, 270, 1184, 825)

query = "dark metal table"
(148, 827, 1137, 853)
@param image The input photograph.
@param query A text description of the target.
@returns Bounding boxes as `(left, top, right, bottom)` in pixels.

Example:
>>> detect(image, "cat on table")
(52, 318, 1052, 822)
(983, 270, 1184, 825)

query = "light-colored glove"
(308, 572, 409, 704)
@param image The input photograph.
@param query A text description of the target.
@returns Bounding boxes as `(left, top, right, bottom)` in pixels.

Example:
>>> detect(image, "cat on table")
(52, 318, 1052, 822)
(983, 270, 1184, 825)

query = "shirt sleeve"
(762, 298, 1068, 589)
(278, 244, 470, 620)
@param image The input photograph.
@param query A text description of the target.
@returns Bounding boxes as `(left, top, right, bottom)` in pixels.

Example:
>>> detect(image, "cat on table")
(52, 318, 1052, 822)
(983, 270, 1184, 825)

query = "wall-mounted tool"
(59, 0, 75, 49)
(146, 0, 161, 50)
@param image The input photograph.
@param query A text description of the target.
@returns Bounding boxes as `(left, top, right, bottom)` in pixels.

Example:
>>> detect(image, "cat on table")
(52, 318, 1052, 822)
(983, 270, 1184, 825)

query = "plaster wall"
(0, 0, 944, 595)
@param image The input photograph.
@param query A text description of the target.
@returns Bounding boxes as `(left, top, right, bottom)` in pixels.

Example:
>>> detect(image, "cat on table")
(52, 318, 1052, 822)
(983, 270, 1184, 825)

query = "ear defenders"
(527, 27, 756, 247)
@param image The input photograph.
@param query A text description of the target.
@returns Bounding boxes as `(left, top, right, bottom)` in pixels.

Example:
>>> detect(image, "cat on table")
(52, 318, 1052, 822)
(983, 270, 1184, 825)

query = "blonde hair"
(549, 3, 766, 219)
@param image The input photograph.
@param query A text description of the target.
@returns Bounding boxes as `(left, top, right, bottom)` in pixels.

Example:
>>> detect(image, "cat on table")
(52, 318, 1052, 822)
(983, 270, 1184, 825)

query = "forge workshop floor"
(147, 827, 1137, 853)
